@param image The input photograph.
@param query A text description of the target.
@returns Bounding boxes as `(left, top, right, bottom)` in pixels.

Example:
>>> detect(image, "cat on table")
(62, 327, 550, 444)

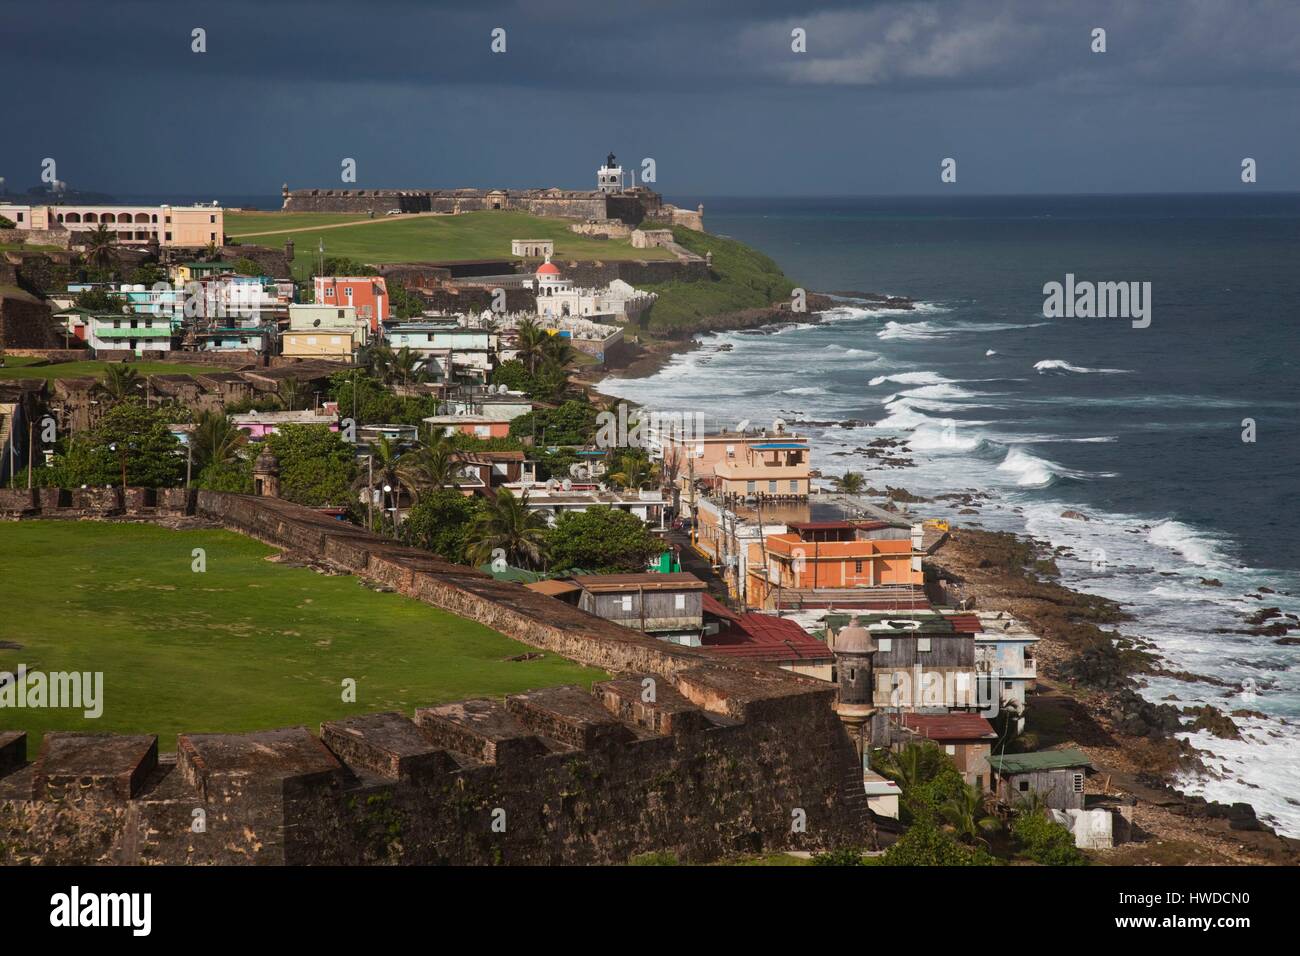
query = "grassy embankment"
(0, 522, 606, 756)
(0, 358, 223, 381)
(225, 210, 675, 282)
(229, 212, 797, 336)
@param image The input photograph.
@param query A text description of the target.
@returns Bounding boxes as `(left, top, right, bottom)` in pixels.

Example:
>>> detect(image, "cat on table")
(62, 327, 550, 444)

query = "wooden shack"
(988, 749, 1092, 811)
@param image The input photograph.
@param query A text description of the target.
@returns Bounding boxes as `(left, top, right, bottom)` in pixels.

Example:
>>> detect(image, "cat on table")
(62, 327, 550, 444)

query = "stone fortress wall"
(0, 489, 871, 864)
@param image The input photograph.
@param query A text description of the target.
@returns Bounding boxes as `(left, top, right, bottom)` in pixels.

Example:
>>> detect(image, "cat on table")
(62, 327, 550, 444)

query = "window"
(1018, 780, 1030, 793)
(944, 744, 955, 755)
(975, 775, 983, 791)
(621, 595, 633, 612)
(854, 560, 863, 574)
(337, 310, 345, 319)
(165, 232, 172, 241)
(1004, 680, 1013, 690)
(746, 480, 756, 493)
(1072, 773, 1084, 793)
(876, 637, 892, 652)
(725, 444, 735, 456)
(768, 480, 777, 494)
(324, 288, 334, 297)
(210, 233, 216, 241)
(474, 425, 490, 437)
(917, 637, 931, 652)
(307, 336, 317, 345)
(674, 593, 685, 610)
(16, 212, 22, 222)
(789, 480, 798, 493)
(330, 336, 341, 345)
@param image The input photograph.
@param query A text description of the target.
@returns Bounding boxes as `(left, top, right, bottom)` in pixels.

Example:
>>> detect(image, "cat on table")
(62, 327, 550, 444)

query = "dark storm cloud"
(1, 0, 1297, 196)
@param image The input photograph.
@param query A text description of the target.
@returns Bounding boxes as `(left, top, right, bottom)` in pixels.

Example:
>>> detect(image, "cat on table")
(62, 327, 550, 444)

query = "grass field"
(0, 359, 224, 382)
(225, 210, 674, 280)
(0, 522, 605, 755)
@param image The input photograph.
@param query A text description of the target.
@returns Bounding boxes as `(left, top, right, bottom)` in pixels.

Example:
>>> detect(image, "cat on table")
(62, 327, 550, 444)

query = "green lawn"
(0, 360, 226, 382)
(224, 211, 383, 235)
(224, 210, 674, 281)
(0, 522, 605, 755)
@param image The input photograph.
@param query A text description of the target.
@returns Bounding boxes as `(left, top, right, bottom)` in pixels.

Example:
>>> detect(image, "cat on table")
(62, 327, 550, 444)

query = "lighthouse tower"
(597, 152, 623, 194)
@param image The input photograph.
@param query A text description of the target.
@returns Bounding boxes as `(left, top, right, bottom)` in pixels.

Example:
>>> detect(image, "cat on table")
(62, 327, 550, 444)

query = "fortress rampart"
(0, 489, 870, 864)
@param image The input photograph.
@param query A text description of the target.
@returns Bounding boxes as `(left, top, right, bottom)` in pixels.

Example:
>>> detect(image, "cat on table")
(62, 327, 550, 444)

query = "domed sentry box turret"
(253, 450, 280, 498)
(833, 622, 878, 756)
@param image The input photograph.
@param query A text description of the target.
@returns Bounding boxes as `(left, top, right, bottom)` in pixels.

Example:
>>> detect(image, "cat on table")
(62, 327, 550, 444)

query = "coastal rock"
(1061, 510, 1091, 521)
(1182, 705, 1243, 740)
(1199, 578, 1223, 587)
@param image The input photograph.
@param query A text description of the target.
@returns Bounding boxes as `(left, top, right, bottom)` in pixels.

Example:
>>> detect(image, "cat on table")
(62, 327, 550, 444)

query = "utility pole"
(26, 419, 34, 490)
(366, 454, 374, 531)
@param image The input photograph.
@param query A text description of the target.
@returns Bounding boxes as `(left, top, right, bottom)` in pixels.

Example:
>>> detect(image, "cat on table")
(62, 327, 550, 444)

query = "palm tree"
(834, 471, 866, 495)
(609, 451, 660, 491)
(101, 364, 139, 402)
(531, 362, 570, 402)
(397, 434, 456, 499)
(363, 342, 396, 384)
(352, 435, 403, 497)
(874, 743, 930, 793)
(191, 410, 247, 474)
(276, 378, 306, 411)
(939, 784, 1001, 846)
(467, 488, 550, 570)
(515, 318, 547, 375)
(390, 346, 425, 387)
(540, 334, 575, 371)
(81, 223, 118, 274)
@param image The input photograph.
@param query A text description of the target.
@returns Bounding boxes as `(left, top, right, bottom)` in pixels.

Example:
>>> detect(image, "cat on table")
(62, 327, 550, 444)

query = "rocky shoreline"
(585, 299, 1300, 863)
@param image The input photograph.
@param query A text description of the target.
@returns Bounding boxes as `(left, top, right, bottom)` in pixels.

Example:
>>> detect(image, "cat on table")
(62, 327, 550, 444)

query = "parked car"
(385, 209, 403, 216)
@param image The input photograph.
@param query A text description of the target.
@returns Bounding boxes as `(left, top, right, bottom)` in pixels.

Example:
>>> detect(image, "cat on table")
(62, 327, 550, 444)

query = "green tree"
(1011, 809, 1086, 866)
(0, 214, 15, 229)
(397, 435, 456, 500)
(882, 819, 997, 867)
(196, 458, 253, 493)
(80, 223, 118, 272)
(264, 424, 356, 507)
(400, 489, 482, 561)
(127, 263, 166, 286)
(190, 409, 247, 476)
(546, 507, 660, 573)
(834, 471, 867, 495)
(514, 318, 547, 375)
(48, 400, 183, 488)
(467, 488, 550, 569)
(101, 364, 140, 402)
(608, 450, 660, 491)
(490, 359, 534, 393)
(75, 288, 119, 311)
(509, 400, 598, 447)
(939, 784, 1001, 847)
(233, 257, 261, 276)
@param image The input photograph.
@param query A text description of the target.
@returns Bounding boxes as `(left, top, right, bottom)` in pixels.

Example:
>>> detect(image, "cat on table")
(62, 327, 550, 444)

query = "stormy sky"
(2, 0, 1298, 199)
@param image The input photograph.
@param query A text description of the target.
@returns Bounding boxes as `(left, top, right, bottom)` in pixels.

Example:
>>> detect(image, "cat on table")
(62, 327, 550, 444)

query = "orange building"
(314, 276, 389, 332)
(746, 520, 924, 609)
(659, 424, 810, 500)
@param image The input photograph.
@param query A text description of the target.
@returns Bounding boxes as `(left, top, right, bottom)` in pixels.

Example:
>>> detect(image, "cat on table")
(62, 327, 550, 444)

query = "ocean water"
(605, 194, 1300, 835)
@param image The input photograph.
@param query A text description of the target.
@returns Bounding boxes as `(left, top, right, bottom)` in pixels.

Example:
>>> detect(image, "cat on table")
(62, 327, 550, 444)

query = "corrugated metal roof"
(988, 749, 1092, 774)
(704, 614, 832, 662)
(701, 593, 741, 621)
(571, 572, 706, 592)
(902, 712, 998, 741)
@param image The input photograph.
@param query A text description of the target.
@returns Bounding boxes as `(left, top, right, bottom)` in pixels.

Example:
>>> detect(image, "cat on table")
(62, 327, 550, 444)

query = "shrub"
(882, 819, 997, 867)
(1012, 811, 1087, 866)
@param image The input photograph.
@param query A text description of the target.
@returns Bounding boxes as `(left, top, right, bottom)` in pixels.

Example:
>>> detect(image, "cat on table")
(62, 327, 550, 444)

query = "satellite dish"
(312, 318, 321, 327)
(545, 478, 558, 490)
(772, 418, 786, 434)
(561, 478, 572, 491)
(736, 419, 750, 433)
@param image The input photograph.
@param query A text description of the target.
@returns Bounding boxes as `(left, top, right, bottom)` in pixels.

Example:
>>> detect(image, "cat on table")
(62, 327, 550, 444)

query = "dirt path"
(228, 212, 443, 239)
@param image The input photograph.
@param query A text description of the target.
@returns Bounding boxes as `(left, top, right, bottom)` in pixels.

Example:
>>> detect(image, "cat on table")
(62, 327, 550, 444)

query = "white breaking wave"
(868, 371, 952, 387)
(1034, 359, 1133, 374)
(997, 447, 1062, 487)
(782, 385, 828, 396)
(1147, 519, 1233, 570)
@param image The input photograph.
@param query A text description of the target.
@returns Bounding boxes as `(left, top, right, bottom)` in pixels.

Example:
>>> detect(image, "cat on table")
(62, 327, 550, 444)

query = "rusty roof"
(570, 572, 706, 592)
(902, 712, 998, 741)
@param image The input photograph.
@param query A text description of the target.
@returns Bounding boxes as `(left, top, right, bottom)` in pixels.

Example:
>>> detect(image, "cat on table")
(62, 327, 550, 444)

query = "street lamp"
(107, 440, 130, 493)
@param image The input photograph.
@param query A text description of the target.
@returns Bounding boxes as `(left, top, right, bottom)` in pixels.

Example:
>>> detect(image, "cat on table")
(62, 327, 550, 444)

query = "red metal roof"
(901, 712, 997, 741)
(703, 614, 832, 662)
(701, 593, 741, 621)
(945, 614, 983, 634)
